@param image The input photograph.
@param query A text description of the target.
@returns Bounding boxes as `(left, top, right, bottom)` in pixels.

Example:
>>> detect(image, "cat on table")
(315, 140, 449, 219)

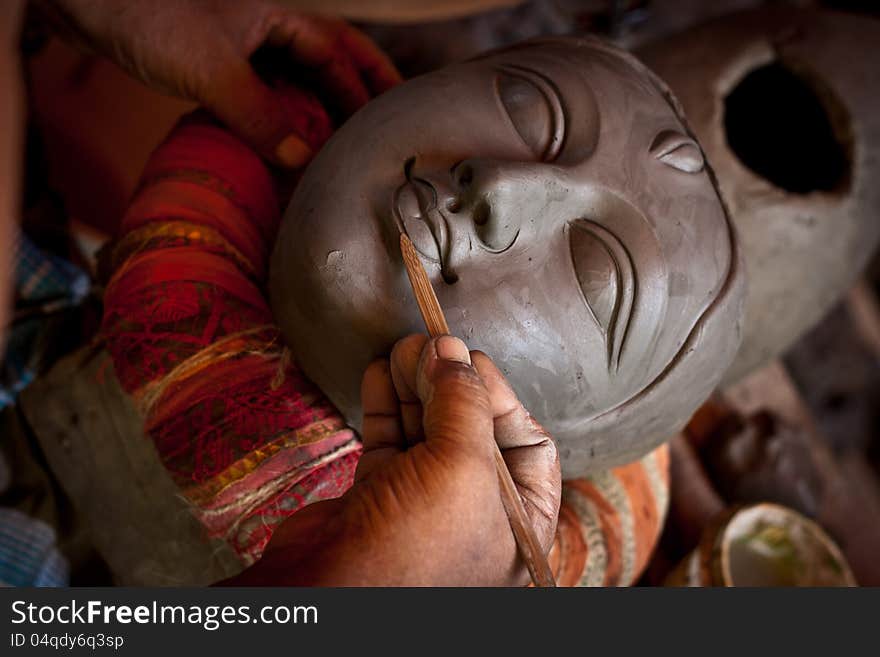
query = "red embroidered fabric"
(101, 91, 359, 564)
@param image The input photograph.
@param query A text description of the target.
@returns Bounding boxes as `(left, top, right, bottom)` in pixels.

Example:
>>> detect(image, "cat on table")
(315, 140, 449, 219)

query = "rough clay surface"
(638, 8, 880, 385)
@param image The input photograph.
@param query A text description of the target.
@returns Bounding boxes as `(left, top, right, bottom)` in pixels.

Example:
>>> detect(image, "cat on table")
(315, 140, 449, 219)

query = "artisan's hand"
(225, 334, 560, 586)
(39, 0, 400, 166)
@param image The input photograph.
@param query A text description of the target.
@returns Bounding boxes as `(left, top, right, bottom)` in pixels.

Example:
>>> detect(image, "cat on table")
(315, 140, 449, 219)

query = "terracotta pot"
(550, 445, 669, 586)
(638, 8, 880, 383)
(666, 503, 855, 586)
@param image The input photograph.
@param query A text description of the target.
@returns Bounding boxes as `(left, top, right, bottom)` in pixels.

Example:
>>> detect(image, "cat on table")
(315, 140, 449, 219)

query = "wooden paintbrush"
(399, 232, 556, 588)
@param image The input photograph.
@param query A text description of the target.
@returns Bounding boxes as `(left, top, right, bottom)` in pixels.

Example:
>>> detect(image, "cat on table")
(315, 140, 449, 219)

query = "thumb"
(203, 60, 333, 168)
(416, 336, 495, 461)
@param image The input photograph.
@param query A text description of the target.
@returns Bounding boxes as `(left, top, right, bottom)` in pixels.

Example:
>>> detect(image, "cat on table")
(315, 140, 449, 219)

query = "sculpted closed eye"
(569, 219, 636, 373)
(496, 66, 565, 161)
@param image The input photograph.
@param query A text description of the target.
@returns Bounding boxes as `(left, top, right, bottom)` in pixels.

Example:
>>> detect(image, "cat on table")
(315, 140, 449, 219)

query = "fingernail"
(435, 335, 471, 364)
(275, 134, 313, 168)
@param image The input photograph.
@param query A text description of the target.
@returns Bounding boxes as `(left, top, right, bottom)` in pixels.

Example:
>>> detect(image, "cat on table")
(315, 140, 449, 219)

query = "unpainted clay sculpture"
(638, 8, 880, 384)
(270, 38, 745, 478)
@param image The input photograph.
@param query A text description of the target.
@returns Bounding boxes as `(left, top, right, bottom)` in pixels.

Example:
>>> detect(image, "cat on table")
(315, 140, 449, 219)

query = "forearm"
(223, 493, 519, 587)
(219, 499, 363, 586)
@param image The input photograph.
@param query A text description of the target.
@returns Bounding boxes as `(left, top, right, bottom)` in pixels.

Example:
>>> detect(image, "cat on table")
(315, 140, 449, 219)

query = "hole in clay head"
(724, 62, 850, 194)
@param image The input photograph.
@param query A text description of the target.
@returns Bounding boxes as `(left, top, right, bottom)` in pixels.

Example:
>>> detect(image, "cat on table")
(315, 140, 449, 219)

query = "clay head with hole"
(639, 7, 880, 385)
(270, 38, 745, 478)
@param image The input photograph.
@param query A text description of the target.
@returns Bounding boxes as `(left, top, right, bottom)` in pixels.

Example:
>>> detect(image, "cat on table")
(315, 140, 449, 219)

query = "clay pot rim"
(714, 502, 856, 587)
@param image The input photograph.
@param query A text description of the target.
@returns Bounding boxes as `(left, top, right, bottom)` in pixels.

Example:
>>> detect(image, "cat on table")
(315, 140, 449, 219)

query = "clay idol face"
(271, 38, 745, 477)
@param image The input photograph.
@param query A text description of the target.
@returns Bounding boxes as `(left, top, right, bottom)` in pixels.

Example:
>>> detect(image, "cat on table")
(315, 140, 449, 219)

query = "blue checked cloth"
(0, 234, 90, 409)
(0, 508, 69, 587)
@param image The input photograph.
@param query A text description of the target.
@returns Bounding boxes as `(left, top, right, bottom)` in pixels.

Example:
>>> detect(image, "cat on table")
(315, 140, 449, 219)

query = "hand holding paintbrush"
(228, 239, 559, 586)
(399, 233, 558, 587)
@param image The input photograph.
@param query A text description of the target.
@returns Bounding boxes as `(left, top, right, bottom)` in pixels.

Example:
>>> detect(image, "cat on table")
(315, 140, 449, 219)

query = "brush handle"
(493, 442, 557, 587)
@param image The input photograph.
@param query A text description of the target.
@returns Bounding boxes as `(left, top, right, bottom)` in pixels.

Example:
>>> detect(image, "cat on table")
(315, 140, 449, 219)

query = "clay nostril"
(445, 198, 461, 213)
(442, 271, 459, 285)
(472, 199, 491, 226)
(457, 165, 474, 188)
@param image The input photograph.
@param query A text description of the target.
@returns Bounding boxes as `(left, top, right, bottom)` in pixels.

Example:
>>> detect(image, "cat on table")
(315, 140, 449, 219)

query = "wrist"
(221, 498, 368, 586)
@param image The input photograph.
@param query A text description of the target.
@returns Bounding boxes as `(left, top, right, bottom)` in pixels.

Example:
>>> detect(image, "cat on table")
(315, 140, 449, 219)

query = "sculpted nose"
(449, 159, 521, 254)
(451, 158, 505, 196)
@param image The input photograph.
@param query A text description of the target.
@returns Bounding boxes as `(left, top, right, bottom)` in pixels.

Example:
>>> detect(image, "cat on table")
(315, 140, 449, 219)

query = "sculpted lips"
(392, 158, 459, 284)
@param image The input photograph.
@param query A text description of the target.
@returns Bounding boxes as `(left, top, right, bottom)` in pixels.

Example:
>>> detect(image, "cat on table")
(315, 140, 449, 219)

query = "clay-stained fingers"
(471, 351, 561, 550)
(471, 351, 551, 450)
(389, 333, 429, 445)
(357, 358, 405, 482)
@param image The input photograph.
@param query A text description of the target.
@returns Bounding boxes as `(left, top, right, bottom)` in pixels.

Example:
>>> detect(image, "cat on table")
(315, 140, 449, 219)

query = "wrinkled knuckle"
(425, 406, 492, 452)
(538, 434, 559, 463)
(434, 442, 495, 487)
